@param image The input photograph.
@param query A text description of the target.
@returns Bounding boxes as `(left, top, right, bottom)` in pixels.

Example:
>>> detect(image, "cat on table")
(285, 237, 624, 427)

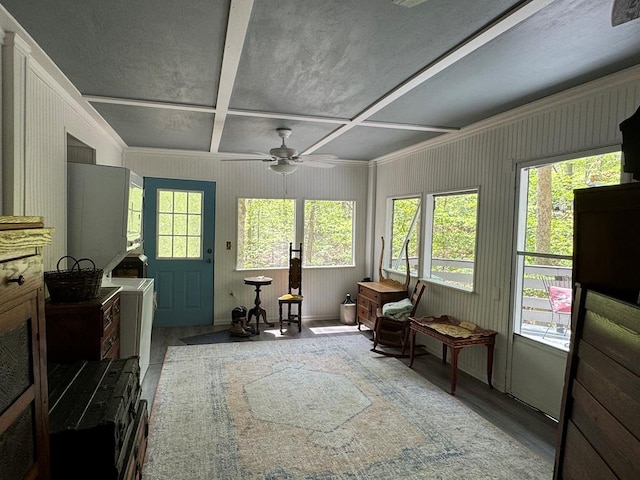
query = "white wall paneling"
(373, 65, 640, 391)
(1, 31, 30, 216)
(125, 149, 369, 327)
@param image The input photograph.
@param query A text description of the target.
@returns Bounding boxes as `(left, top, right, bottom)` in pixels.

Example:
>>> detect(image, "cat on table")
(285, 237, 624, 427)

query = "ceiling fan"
(222, 128, 336, 175)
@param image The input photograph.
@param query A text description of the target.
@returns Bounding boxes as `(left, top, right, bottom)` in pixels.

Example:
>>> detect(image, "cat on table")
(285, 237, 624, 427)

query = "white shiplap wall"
(6, 5, 639, 391)
(373, 65, 640, 390)
(23, 63, 124, 270)
(125, 149, 370, 327)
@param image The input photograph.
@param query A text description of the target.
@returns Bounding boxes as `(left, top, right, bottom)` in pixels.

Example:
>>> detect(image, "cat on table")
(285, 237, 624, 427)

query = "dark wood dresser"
(0, 216, 54, 480)
(553, 182, 640, 478)
(48, 358, 148, 480)
(554, 286, 640, 479)
(357, 281, 407, 330)
(573, 182, 640, 303)
(45, 287, 122, 363)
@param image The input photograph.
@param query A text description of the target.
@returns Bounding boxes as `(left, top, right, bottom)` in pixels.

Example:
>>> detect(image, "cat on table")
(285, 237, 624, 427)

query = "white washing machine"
(104, 277, 155, 381)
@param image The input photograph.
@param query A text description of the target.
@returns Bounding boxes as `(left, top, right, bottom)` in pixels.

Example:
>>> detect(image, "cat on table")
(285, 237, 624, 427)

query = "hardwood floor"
(141, 319, 558, 465)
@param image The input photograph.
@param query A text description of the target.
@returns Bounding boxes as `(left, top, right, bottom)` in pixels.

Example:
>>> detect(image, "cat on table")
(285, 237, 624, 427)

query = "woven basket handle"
(72, 257, 97, 272)
(56, 255, 79, 272)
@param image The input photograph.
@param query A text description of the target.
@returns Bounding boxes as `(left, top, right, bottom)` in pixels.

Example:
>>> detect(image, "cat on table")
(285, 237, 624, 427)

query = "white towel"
(381, 297, 413, 320)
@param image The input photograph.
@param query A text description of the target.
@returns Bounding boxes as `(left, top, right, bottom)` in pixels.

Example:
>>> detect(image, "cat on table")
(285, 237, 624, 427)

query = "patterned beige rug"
(143, 335, 552, 479)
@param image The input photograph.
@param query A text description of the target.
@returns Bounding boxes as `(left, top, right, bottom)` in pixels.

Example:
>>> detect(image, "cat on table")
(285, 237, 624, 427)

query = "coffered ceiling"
(2, 0, 639, 161)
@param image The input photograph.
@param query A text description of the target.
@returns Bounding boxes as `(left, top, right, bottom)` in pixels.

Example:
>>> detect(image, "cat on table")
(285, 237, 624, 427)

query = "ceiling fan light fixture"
(269, 163, 298, 175)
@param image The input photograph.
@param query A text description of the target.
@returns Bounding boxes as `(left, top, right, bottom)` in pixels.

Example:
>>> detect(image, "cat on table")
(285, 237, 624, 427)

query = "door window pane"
(156, 189, 204, 259)
(514, 152, 621, 350)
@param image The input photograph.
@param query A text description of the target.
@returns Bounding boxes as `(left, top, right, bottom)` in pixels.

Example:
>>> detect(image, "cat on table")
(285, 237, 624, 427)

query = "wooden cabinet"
(0, 216, 54, 480)
(573, 182, 640, 304)
(45, 287, 122, 363)
(553, 182, 640, 478)
(357, 281, 407, 330)
(554, 286, 640, 479)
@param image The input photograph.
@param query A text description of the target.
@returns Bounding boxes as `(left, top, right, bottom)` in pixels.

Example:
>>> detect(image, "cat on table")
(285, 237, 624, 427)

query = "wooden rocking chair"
(371, 280, 426, 358)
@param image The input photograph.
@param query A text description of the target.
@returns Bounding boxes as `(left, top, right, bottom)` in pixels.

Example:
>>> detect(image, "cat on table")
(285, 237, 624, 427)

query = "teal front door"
(143, 178, 216, 326)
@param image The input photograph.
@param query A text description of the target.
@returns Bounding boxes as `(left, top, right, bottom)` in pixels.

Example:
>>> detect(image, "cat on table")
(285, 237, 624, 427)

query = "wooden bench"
(409, 315, 497, 395)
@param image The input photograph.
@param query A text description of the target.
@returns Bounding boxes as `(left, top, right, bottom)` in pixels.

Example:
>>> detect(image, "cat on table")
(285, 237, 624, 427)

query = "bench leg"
(450, 347, 461, 395)
(486, 344, 494, 389)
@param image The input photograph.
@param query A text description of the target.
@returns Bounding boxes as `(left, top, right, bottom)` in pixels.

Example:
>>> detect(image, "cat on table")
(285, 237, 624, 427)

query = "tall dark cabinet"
(0, 216, 54, 480)
(573, 181, 640, 303)
(553, 182, 640, 479)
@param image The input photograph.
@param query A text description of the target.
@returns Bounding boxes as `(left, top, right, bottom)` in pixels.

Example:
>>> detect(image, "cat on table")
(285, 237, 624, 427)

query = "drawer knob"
(9, 275, 26, 286)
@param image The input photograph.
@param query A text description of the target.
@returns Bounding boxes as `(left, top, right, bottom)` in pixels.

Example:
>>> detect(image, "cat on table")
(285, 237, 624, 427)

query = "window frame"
(512, 149, 624, 350)
(423, 187, 480, 293)
(236, 197, 297, 271)
(155, 188, 204, 260)
(302, 199, 356, 268)
(384, 194, 422, 277)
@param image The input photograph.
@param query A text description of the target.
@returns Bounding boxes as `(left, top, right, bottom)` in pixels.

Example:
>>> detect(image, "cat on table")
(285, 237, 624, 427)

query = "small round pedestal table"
(244, 276, 273, 334)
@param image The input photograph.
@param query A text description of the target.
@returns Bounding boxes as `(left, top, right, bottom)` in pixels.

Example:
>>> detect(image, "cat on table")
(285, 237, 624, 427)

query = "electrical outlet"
(226, 241, 231, 250)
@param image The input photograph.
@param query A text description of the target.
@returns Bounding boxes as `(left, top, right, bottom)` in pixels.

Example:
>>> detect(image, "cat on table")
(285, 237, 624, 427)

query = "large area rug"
(143, 335, 552, 479)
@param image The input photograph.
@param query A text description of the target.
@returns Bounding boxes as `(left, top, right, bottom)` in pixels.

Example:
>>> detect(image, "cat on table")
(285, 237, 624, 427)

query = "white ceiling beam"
(83, 95, 216, 113)
(83, 95, 457, 132)
(359, 120, 458, 133)
(302, 0, 556, 154)
(209, 0, 254, 153)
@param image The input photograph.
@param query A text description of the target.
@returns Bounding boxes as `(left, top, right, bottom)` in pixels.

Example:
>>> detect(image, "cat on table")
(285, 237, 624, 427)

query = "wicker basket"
(45, 256, 103, 303)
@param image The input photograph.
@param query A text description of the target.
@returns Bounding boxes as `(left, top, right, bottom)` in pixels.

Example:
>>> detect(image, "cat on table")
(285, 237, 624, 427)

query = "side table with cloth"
(409, 315, 497, 395)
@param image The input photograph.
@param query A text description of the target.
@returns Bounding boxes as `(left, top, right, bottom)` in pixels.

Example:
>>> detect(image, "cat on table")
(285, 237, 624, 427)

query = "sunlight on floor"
(308, 325, 360, 335)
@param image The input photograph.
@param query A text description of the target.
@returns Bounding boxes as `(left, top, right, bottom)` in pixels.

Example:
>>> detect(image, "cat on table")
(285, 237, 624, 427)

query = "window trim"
(236, 197, 297, 271)
(302, 199, 356, 268)
(422, 187, 480, 293)
(384, 193, 423, 278)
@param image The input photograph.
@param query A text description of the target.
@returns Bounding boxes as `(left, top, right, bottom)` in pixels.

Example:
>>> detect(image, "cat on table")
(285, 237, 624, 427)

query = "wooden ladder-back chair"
(278, 243, 303, 333)
(372, 280, 426, 358)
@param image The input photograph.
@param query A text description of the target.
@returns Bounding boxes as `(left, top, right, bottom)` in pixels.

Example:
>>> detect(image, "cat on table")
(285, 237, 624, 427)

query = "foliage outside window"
(388, 197, 421, 276)
(157, 189, 203, 259)
(425, 190, 478, 291)
(237, 198, 295, 269)
(515, 152, 621, 350)
(303, 200, 354, 267)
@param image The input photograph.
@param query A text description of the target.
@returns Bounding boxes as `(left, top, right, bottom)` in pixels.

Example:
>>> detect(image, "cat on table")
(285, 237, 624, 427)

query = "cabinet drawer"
(102, 297, 121, 334)
(358, 285, 380, 303)
(0, 256, 42, 305)
(101, 320, 120, 359)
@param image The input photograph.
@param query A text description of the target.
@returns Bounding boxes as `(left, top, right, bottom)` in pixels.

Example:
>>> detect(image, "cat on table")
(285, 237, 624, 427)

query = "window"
(388, 196, 421, 276)
(303, 200, 354, 267)
(513, 152, 621, 350)
(157, 189, 203, 259)
(237, 198, 295, 269)
(424, 189, 478, 291)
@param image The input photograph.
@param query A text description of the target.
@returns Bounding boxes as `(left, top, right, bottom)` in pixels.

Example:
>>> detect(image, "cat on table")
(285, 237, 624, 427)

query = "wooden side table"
(244, 276, 273, 334)
(409, 315, 497, 395)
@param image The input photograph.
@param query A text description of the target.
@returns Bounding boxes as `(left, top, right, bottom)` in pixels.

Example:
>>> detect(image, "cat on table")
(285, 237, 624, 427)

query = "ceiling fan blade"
(220, 157, 274, 162)
(612, 0, 640, 26)
(299, 161, 334, 169)
(300, 154, 338, 161)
